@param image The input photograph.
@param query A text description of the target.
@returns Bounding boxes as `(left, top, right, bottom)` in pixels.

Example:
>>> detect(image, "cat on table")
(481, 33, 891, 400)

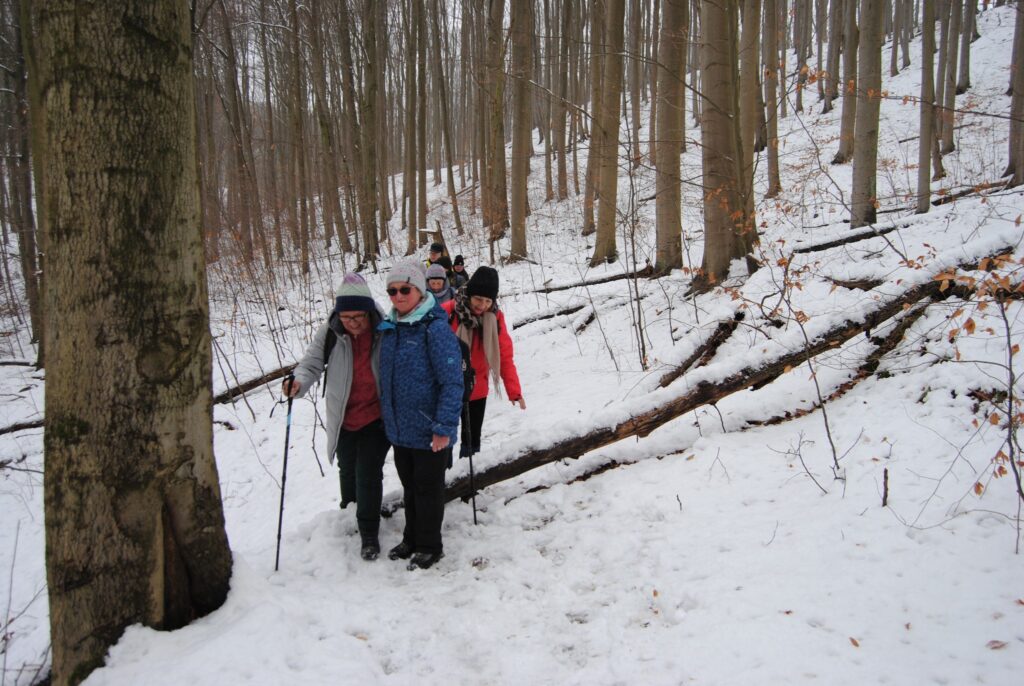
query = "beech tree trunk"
(850, 0, 884, 227)
(509, 0, 534, 260)
(833, 0, 859, 163)
(654, 0, 687, 272)
(590, 0, 626, 266)
(917, 0, 937, 212)
(698, 0, 748, 288)
(764, 0, 783, 197)
(38, 2, 232, 684)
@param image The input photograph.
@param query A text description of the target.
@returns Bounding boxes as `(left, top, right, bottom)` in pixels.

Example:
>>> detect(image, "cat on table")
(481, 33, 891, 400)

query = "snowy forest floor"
(3, 6, 1024, 685)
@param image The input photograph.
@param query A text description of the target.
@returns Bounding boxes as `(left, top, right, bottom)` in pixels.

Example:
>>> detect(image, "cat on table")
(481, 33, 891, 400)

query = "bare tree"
(698, 0, 752, 288)
(833, 0, 858, 163)
(590, 0, 627, 266)
(764, 0, 783, 197)
(510, 0, 534, 260)
(654, 0, 688, 272)
(917, 0, 937, 212)
(37, 2, 232, 683)
(850, 0, 884, 227)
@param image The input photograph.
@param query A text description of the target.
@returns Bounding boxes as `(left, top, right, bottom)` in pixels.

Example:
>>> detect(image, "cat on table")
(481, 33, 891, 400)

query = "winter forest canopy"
(2, 0, 1024, 685)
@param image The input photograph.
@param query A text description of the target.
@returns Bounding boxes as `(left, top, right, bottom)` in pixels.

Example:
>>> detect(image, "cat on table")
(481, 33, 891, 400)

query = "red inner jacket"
(442, 300, 522, 402)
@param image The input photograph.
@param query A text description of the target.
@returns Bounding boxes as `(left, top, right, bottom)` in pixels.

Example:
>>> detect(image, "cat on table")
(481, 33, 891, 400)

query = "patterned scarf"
(452, 288, 503, 396)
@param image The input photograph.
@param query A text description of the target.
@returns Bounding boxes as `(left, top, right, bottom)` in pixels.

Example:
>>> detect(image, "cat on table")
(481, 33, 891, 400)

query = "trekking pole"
(274, 374, 295, 571)
(461, 403, 478, 525)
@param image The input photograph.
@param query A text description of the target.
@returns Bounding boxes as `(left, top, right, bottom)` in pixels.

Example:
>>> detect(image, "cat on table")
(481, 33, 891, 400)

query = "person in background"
(283, 273, 390, 561)
(441, 266, 525, 457)
(451, 255, 469, 289)
(377, 261, 463, 570)
(425, 242, 446, 267)
(426, 263, 456, 306)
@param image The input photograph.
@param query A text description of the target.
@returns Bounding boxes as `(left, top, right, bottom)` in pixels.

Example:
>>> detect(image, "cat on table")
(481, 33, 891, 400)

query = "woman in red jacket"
(442, 266, 525, 454)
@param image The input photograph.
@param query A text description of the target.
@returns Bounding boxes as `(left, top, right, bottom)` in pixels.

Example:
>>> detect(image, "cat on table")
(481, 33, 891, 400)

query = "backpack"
(321, 316, 341, 398)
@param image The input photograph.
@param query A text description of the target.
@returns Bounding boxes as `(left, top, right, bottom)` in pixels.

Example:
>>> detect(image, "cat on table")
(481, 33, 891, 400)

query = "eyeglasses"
(386, 286, 414, 296)
(339, 313, 367, 323)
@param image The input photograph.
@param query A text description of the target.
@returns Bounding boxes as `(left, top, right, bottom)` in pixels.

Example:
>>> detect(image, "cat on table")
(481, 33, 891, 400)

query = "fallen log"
(746, 301, 932, 427)
(442, 264, 990, 504)
(530, 265, 654, 294)
(658, 313, 743, 388)
(512, 304, 587, 330)
(793, 224, 907, 254)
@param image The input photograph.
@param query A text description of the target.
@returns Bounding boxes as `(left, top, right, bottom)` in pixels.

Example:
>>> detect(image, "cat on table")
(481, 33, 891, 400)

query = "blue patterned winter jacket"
(377, 294, 464, 450)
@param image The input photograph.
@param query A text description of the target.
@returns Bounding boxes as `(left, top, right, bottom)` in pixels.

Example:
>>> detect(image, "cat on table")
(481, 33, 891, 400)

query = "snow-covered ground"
(3, 6, 1024, 685)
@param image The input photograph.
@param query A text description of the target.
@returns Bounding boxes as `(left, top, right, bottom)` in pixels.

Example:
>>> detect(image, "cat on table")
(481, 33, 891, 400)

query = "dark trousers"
(337, 419, 390, 537)
(393, 446, 448, 554)
(466, 397, 487, 453)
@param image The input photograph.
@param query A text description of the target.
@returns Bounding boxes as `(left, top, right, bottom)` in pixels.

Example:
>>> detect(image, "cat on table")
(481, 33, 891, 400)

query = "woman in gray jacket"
(283, 273, 390, 561)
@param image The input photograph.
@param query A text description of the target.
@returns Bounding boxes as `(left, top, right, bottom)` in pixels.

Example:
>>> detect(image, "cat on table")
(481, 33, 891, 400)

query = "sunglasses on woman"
(386, 285, 414, 296)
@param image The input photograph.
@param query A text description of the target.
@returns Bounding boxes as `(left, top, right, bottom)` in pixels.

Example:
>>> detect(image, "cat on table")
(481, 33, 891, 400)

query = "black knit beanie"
(466, 266, 499, 300)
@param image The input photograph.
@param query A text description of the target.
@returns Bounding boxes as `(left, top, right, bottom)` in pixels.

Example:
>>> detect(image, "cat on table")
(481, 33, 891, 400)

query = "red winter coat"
(442, 300, 522, 402)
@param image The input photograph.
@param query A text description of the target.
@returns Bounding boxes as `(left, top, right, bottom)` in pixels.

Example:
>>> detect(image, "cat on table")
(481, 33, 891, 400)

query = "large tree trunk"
(917, 0, 937, 212)
(555, 0, 572, 200)
(654, 0, 687, 272)
(431, 0, 466, 236)
(697, 0, 748, 288)
(8, 6, 42, 352)
(590, 0, 626, 266)
(956, 0, 977, 93)
(738, 0, 762, 222)
(941, 0, 963, 153)
(832, 0, 858, 163)
(1009, 2, 1024, 186)
(509, 0, 534, 260)
(38, 2, 232, 684)
(822, 0, 843, 114)
(850, 0, 884, 228)
(485, 0, 510, 242)
(764, 0, 783, 197)
(582, 0, 606, 237)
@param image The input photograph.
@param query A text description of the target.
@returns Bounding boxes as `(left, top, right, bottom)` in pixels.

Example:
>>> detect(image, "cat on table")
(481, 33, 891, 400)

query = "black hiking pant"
(466, 397, 487, 454)
(337, 419, 390, 537)
(393, 445, 448, 555)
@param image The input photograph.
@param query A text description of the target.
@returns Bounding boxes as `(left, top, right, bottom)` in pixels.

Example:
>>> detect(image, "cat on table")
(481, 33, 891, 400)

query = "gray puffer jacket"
(291, 308, 385, 464)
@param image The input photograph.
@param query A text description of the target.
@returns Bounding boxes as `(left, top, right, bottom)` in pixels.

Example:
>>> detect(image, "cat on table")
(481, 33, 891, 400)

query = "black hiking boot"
(406, 551, 444, 571)
(360, 535, 380, 561)
(387, 541, 414, 560)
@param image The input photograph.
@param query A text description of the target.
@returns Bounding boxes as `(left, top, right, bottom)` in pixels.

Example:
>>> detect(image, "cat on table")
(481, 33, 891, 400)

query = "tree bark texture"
(833, 0, 859, 163)
(917, 0, 937, 212)
(590, 0, 627, 266)
(698, 0, 748, 287)
(38, 2, 232, 684)
(509, 0, 534, 260)
(850, 0, 884, 228)
(654, 0, 687, 272)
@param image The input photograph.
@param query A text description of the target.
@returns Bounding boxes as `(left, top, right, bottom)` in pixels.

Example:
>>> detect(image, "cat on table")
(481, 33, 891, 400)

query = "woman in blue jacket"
(377, 261, 463, 570)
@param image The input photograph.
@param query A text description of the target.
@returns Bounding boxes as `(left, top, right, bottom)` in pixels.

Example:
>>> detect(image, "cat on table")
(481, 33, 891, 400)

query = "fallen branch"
(212, 365, 295, 405)
(0, 419, 43, 437)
